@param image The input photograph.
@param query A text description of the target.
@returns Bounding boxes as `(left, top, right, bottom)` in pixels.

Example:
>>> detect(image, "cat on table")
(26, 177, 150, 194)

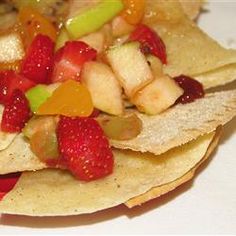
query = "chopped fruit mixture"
(0, 0, 205, 182)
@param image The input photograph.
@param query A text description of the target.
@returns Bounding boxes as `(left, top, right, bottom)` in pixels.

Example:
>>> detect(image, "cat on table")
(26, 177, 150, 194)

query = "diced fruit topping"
(0, 173, 21, 200)
(0, 70, 35, 105)
(129, 24, 167, 64)
(51, 41, 97, 83)
(20, 34, 55, 84)
(132, 75, 184, 115)
(82, 61, 123, 115)
(23, 116, 60, 164)
(27, 117, 59, 162)
(65, 0, 124, 39)
(174, 75, 205, 104)
(1, 89, 32, 133)
(55, 27, 70, 51)
(37, 80, 93, 117)
(0, 61, 21, 72)
(25, 85, 51, 113)
(97, 113, 142, 140)
(107, 42, 153, 97)
(23, 116, 57, 138)
(57, 116, 114, 181)
(18, 7, 57, 44)
(146, 55, 163, 77)
(0, 33, 25, 63)
(112, 16, 135, 37)
(121, 0, 145, 25)
(89, 109, 100, 118)
(79, 32, 105, 54)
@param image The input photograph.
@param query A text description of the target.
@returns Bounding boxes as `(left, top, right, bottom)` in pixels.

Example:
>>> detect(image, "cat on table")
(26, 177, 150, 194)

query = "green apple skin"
(26, 85, 51, 113)
(55, 27, 70, 51)
(66, 0, 124, 39)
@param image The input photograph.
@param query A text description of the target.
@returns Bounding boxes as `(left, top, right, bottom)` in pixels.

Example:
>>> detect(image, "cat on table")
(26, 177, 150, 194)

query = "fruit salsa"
(0, 0, 207, 186)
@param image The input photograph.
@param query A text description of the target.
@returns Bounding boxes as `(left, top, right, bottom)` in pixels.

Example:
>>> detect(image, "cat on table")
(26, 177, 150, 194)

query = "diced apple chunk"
(147, 55, 163, 77)
(0, 33, 25, 63)
(79, 32, 105, 53)
(82, 61, 123, 115)
(107, 42, 153, 97)
(112, 16, 134, 37)
(132, 75, 184, 115)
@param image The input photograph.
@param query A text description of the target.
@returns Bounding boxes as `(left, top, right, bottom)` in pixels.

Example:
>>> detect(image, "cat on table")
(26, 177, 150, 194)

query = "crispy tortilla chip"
(179, 0, 204, 20)
(0, 133, 46, 175)
(144, 0, 236, 89)
(125, 127, 221, 207)
(0, 131, 219, 216)
(111, 90, 236, 155)
(0, 106, 17, 151)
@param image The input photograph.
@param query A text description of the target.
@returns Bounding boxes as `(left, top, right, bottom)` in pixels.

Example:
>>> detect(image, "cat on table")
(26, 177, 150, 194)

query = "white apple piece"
(146, 55, 163, 77)
(0, 33, 25, 63)
(107, 42, 153, 97)
(132, 75, 184, 115)
(112, 16, 134, 37)
(82, 61, 123, 115)
(79, 31, 105, 53)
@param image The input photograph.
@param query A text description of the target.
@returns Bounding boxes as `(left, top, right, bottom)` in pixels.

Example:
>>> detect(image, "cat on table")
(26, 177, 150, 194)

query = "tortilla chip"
(0, 131, 219, 216)
(0, 105, 17, 151)
(125, 127, 221, 207)
(144, 0, 236, 89)
(179, 0, 204, 20)
(0, 133, 46, 175)
(112, 90, 236, 155)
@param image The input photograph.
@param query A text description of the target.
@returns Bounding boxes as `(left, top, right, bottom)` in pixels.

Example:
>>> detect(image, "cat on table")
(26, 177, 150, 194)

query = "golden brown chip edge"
(125, 127, 222, 208)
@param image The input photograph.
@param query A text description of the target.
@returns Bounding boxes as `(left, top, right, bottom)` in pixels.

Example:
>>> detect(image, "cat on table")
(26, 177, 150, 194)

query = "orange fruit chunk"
(0, 61, 21, 72)
(18, 7, 57, 45)
(121, 0, 145, 25)
(37, 80, 94, 117)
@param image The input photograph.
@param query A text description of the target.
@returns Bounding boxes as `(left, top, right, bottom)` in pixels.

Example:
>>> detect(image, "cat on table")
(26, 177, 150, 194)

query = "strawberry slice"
(51, 41, 97, 83)
(0, 70, 35, 105)
(1, 90, 32, 133)
(129, 24, 167, 64)
(20, 34, 55, 84)
(57, 116, 113, 181)
(0, 173, 21, 200)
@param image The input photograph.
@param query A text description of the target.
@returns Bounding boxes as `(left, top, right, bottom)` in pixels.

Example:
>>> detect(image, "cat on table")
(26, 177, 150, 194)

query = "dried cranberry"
(174, 75, 204, 104)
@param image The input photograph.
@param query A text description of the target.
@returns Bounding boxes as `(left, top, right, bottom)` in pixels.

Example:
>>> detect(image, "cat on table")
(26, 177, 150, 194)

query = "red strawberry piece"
(89, 108, 100, 118)
(51, 41, 97, 83)
(129, 24, 167, 64)
(174, 75, 205, 104)
(1, 90, 32, 133)
(0, 173, 21, 200)
(20, 34, 55, 84)
(0, 70, 35, 105)
(57, 116, 113, 181)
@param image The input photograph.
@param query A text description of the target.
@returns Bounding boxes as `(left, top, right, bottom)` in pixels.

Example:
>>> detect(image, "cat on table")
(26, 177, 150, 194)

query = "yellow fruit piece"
(18, 7, 57, 44)
(121, 0, 145, 25)
(37, 80, 94, 117)
(0, 61, 21, 72)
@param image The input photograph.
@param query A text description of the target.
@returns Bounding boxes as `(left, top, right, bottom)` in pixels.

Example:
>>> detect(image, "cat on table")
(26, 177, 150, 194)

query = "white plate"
(0, 1, 236, 235)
